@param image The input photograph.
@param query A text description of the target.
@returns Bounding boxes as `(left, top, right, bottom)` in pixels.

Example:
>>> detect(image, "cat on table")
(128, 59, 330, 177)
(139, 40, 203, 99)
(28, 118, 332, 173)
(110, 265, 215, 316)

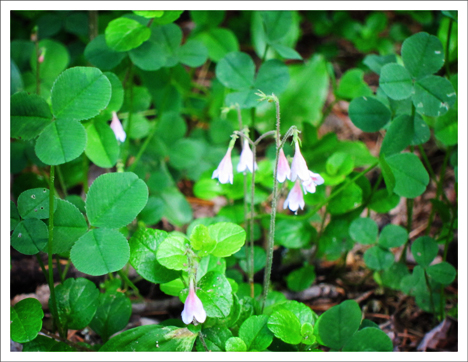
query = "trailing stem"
(249, 144, 256, 297)
(399, 198, 414, 263)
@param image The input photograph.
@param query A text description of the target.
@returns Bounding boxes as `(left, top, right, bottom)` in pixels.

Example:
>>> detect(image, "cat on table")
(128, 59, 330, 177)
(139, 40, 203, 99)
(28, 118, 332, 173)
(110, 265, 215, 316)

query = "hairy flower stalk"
(181, 279, 206, 325)
(110, 112, 126, 142)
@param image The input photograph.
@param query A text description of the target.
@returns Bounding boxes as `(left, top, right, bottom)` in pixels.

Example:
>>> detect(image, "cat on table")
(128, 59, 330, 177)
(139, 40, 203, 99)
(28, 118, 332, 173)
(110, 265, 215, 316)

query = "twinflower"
(237, 139, 257, 173)
(212, 147, 234, 184)
(302, 171, 324, 194)
(181, 279, 206, 325)
(290, 142, 310, 182)
(283, 180, 305, 212)
(110, 112, 126, 142)
(276, 148, 291, 183)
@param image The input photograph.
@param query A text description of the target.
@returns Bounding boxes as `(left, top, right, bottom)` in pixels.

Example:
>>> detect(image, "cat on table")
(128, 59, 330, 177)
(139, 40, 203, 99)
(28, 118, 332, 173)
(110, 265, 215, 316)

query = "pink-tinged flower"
(237, 139, 257, 173)
(283, 180, 305, 212)
(181, 280, 206, 325)
(276, 148, 291, 183)
(212, 148, 233, 184)
(290, 142, 310, 182)
(38, 54, 44, 63)
(110, 112, 126, 142)
(302, 171, 324, 194)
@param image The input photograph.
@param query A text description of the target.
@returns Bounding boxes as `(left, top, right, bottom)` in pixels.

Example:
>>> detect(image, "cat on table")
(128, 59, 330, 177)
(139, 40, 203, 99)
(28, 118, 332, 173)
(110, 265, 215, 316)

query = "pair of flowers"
(212, 140, 323, 212)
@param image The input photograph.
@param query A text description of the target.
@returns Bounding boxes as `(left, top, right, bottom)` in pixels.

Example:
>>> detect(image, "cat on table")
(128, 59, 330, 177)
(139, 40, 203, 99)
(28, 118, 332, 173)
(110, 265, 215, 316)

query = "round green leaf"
(369, 189, 400, 213)
(225, 337, 247, 352)
(195, 326, 232, 352)
(401, 32, 444, 79)
(267, 309, 302, 345)
(178, 39, 208, 67)
(314, 300, 362, 350)
(378, 224, 408, 249)
(105, 17, 151, 52)
(411, 236, 438, 268)
(328, 182, 363, 215)
(215, 52, 255, 90)
(326, 152, 355, 176)
(51, 67, 112, 122)
(238, 315, 273, 351)
(156, 234, 189, 271)
(84, 119, 119, 168)
(195, 28, 239, 62)
(380, 262, 410, 290)
(193, 178, 223, 200)
(286, 265, 316, 292)
(159, 187, 193, 227)
(426, 262, 457, 285)
(103, 72, 124, 112)
(364, 246, 394, 270)
(385, 153, 429, 198)
(17, 187, 56, 219)
(10, 201, 20, 231)
(35, 119, 87, 166)
(129, 228, 180, 284)
(275, 218, 317, 248)
(379, 63, 413, 100)
(413, 75, 456, 117)
(349, 96, 391, 132)
(168, 139, 205, 170)
(342, 327, 393, 351)
(208, 222, 246, 258)
(239, 245, 266, 275)
(151, 23, 182, 67)
(10, 92, 52, 140)
(254, 59, 290, 95)
(86, 172, 148, 228)
(225, 89, 259, 109)
(70, 228, 130, 276)
(51, 199, 88, 254)
(363, 54, 397, 75)
(434, 109, 457, 146)
(336, 68, 373, 100)
(11, 219, 48, 255)
(191, 271, 233, 319)
(380, 114, 414, 157)
(53, 278, 99, 330)
(190, 224, 216, 256)
(261, 11, 293, 42)
(30, 39, 70, 80)
(84, 35, 127, 70)
(349, 217, 378, 245)
(129, 40, 166, 71)
(89, 291, 132, 342)
(138, 196, 165, 225)
(10, 298, 44, 343)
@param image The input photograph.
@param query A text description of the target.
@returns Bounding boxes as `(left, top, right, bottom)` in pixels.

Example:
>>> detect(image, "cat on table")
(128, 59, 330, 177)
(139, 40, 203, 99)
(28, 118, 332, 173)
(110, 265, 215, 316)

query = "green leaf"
(51, 67, 112, 122)
(208, 222, 246, 258)
(86, 172, 148, 228)
(380, 114, 414, 157)
(193, 271, 233, 319)
(129, 228, 180, 284)
(195, 326, 232, 351)
(30, 39, 70, 80)
(103, 72, 124, 112)
(379, 155, 396, 195)
(10, 298, 44, 343)
(194, 28, 239, 62)
(363, 54, 397, 75)
(160, 278, 185, 297)
(53, 278, 99, 330)
(156, 234, 189, 271)
(378, 224, 408, 249)
(22, 335, 74, 352)
(314, 300, 362, 350)
(336, 68, 373, 100)
(138, 196, 165, 225)
(168, 138, 205, 170)
(364, 246, 394, 270)
(225, 337, 247, 352)
(84, 35, 127, 70)
(275, 218, 317, 248)
(385, 153, 429, 198)
(411, 236, 438, 268)
(151, 11, 184, 26)
(10, 92, 52, 140)
(10, 219, 49, 255)
(159, 187, 193, 227)
(270, 43, 302, 60)
(348, 96, 391, 132)
(328, 182, 363, 215)
(434, 108, 458, 146)
(401, 32, 444, 79)
(10, 201, 20, 231)
(238, 315, 273, 351)
(151, 23, 182, 67)
(267, 309, 302, 345)
(342, 327, 393, 351)
(215, 52, 255, 90)
(89, 291, 132, 342)
(105, 17, 151, 52)
(178, 39, 208, 67)
(261, 11, 293, 42)
(35, 119, 87, 166)
(190, 224, 216, 257)
(197, 255, 226, 281)
(17, 187, 56, 219)
(426, 262, 457, 285)
(51, 199, 88, 254)
(326, 151, 354, 176)
(413, 75, 456, 117)
(65, 195, 86, 214)
(379, 63, 413, 100)
(349, 217, 378, 245)
(193, 178, 223, 200)
(410, 113, 431, 146)
(380, 262, 410, 290)
(369, 189, 400, 213)
(133, 11, 164, 18)
(225, 89, 259, 109)
(100, 325, 197, 351)
(84, 119, 120, 168)
(238, 245, 266, 274)
(254, 59, 290, 95)
(301, 322, 316, 345)
(129, 40, 166, 71)
(286, 265, 316, 292)
(70, 228, 130, 276)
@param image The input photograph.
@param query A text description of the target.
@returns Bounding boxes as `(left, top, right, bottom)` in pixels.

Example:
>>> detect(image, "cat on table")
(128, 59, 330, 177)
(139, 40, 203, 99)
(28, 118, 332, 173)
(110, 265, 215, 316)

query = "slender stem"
(445, 18, 453, 78)
(249, 145, 256, 297)
(55, 165, 68, 198)
(47, 166, 62, 337)
(418, 145, 436, 181)
(424, 270, 437, 323)
(88, 10, 98, 41)
(399, 198, 414, 263)
(55, 255, 64, 283)
(261, 44, 270, 63)
(40, 329, 93, 352)
(61, 258, 71, 281)
(318, 99, 339, 127)
(254, 130, 277, 146)
(198, 332, 210, 352)
(82, 154, 89, 195)
(128, 123, 157, 172)
(35, 254, 49, 284)
(117, 270, 144, 300)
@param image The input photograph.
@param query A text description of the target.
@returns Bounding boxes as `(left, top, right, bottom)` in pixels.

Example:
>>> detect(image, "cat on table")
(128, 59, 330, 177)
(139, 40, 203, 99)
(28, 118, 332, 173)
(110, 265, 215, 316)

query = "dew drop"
(31, 194, 36, 199)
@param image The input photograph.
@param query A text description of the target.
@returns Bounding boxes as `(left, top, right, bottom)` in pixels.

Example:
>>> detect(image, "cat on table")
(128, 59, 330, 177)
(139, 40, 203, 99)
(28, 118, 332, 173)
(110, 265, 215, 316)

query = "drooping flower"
(283, 180, 305, 212)
(181, 279, 206, 325)
(212, 147, 234, 184)
(302, 171, 324, 194)
(110, 111, 126, 142)
(237, 139, 257, 173)
(290, 142, 310, 182)
(276, 148, 291, 183)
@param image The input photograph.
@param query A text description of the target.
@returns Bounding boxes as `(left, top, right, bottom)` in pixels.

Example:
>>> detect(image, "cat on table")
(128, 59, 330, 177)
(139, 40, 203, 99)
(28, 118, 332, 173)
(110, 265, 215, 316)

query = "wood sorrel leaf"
(413, 75, 456, 117)
(10, 298, 44, 343)
(156, 233, 189, 271)
(369, 189, 400, 213)
(314, 300, 362, 350)
(363, 53, 397, 75)
(411, 236, 438, 268)
(380, 262, 410, 290)
(51, 67, 112, 122)
(70, 228, 130, 276)
(208, 222, 246, 258)
(86, 172, 148, 229)
(89, 291, 132, 342)
(342, 327, 393, 351)
(129, 228, 180, 284)
(349, 217, 378, 245)
(380, 114, 415, 157)
(336, 68, 373, 100)
(254, 59, 290, 95)
(348, 96, 391, 132)
(10, 91, 52, 140)
(35, 119, 87, 166)
(215, 52, 255, 90)
(10, 201, 20, 231)
(426, 262, 457, 285)
(379, 63, 413, 100)
(378, 224, 408, 249)
(10, 218, 47, 255)
(194, 28, 239, 62)
(105, 17, 151, 52)
(385, 153, 429, 198)
(364, 246, 394, 270)
(17, 187, 56, 220)
(84, 35, 127, 70)
(267, 309, 302, 345)
(177, 39, 208, 67)
(129, 40, 166, 71)
(52, 278, 99, 330)
(84, 119, 120, 168)
(238, 315, 273, 351)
